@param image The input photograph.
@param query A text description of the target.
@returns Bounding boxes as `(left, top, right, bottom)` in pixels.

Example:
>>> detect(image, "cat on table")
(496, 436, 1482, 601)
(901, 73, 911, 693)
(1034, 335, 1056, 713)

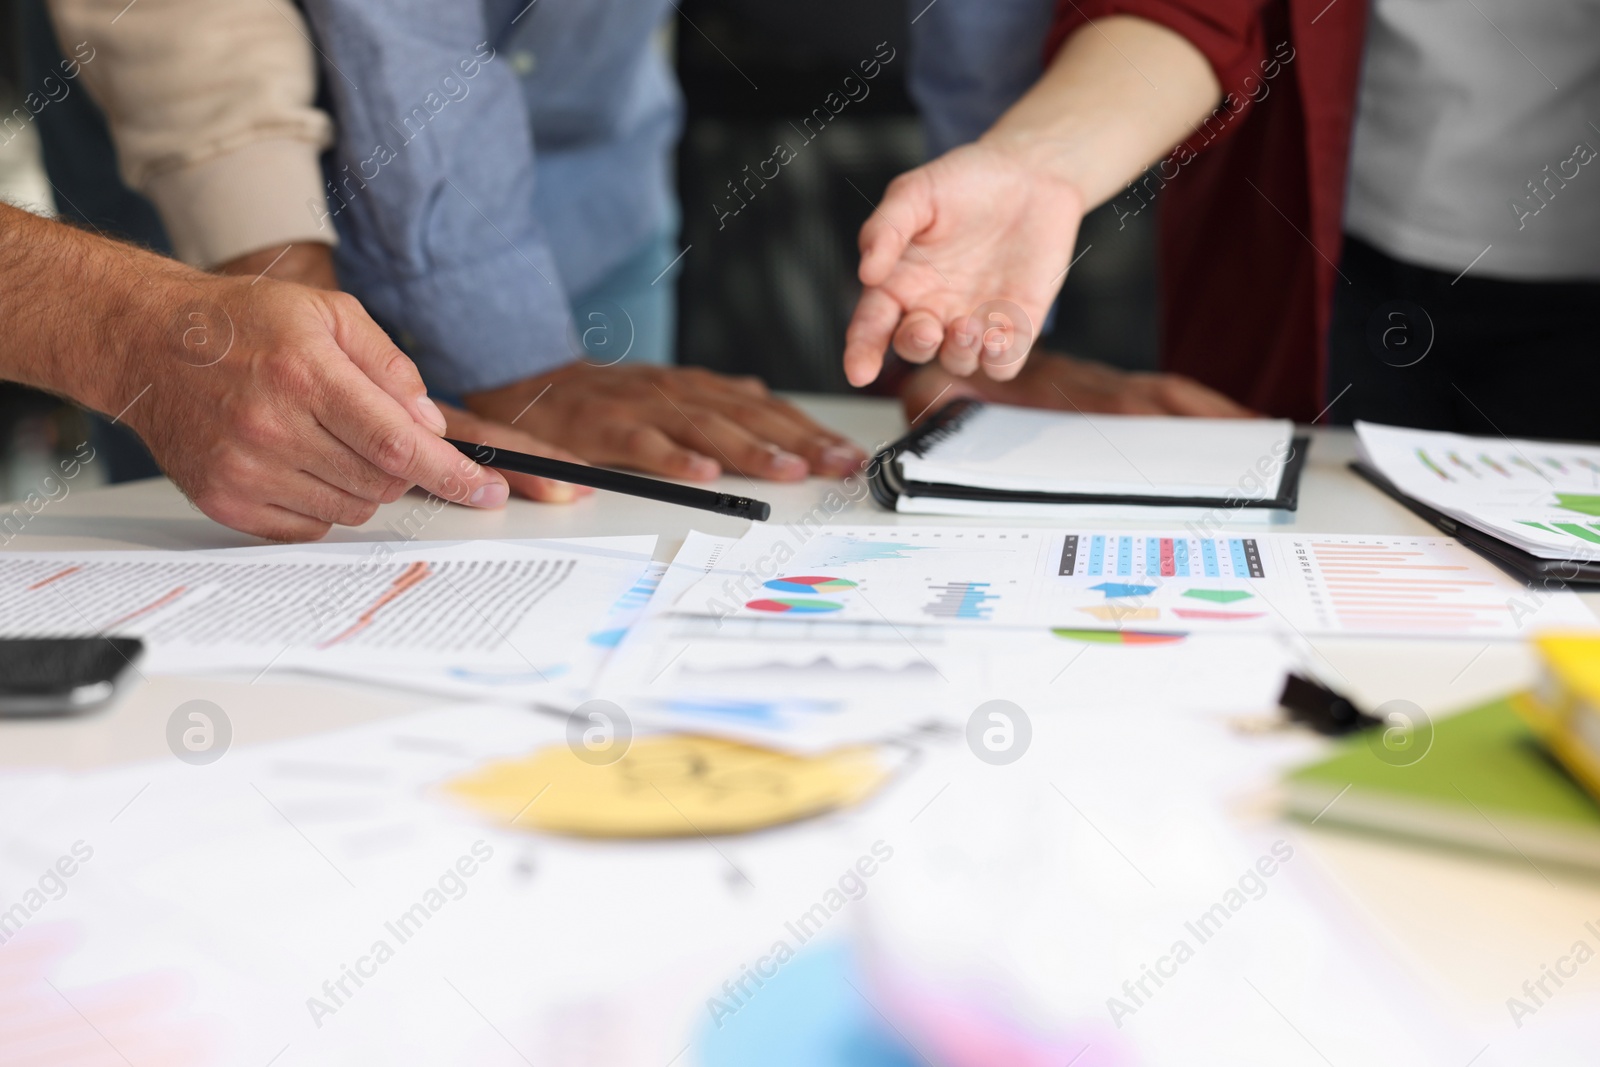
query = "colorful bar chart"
(1417, 449, 1452, 481)
(1303, 541, 1508, 633)
(1410, 444, 1600, 488)
(922, 581, 1000, 620)
(1058, 536, 1264, 580)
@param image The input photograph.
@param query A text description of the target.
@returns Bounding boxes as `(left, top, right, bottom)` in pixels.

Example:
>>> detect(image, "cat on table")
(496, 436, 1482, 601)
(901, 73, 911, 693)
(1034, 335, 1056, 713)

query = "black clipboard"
(869, 399, 1309, 513)
(1351, 461, 1600, 587)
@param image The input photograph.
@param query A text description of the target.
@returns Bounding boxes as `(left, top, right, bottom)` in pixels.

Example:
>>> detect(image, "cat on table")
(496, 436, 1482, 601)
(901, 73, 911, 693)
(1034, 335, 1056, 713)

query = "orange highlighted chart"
(1292, 539, 1524, 634)
(0, 537, 657, 679)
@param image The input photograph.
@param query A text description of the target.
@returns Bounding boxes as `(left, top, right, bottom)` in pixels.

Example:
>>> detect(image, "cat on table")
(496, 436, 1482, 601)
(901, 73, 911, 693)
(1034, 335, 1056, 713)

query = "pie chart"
(763, 575, 857, 594)
(746, 597, 844, 614)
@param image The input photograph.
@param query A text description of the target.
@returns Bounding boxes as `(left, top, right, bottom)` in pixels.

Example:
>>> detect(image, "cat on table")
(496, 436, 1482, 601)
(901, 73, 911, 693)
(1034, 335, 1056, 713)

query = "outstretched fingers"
(843, 286, 906, 388)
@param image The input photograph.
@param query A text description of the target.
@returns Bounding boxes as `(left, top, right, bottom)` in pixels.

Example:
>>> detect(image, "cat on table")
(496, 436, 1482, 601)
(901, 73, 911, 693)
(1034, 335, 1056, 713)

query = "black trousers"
(1327, 235, 1600, 441)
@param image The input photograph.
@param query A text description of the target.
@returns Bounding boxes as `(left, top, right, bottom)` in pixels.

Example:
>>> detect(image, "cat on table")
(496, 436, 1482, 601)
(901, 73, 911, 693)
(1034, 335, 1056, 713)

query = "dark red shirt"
(1048, 0, 1369, 421)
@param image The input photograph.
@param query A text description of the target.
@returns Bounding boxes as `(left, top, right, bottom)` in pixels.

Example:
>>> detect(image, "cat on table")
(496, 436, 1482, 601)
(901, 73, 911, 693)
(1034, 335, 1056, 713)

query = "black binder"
(869, 399, 1310, 514)
(1352, 461, 1600, 587)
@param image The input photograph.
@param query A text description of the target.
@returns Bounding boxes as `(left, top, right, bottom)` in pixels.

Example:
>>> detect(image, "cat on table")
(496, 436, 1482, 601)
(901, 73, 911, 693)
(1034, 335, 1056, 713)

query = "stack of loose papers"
(590, 533, 1295, 751)
(666, 524, 1595, 638)
(1357, 421, 1600, 561)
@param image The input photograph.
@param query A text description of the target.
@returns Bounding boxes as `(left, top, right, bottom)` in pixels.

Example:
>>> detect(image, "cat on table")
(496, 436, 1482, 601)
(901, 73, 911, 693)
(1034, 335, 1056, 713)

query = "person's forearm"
(0, 204, 183, 415)
(48, 0, 337, 268)
(0, 204, 518, 539)
(980, 16, 1221, 212)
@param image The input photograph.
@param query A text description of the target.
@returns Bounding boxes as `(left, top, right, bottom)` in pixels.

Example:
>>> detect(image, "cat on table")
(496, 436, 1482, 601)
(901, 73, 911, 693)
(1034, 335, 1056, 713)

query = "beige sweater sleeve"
(46, 0, 337, 267)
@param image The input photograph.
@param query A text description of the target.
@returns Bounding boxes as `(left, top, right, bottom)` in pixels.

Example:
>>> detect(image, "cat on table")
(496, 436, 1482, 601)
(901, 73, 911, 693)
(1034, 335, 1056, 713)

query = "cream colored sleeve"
(46, 0, 337, 267)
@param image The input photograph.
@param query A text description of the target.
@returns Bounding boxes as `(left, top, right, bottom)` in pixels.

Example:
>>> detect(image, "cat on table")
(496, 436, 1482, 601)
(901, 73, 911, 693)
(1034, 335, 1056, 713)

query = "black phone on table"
(0, 636, 144, 717)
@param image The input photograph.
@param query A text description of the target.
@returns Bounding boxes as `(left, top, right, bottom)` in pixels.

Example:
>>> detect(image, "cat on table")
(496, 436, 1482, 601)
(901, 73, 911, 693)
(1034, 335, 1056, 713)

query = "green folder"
(1284, 698, 1600, 874)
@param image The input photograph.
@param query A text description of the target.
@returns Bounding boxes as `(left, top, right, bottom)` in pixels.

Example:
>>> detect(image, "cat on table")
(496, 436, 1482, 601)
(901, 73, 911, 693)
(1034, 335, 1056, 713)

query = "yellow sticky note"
(440, 734, 889, 838)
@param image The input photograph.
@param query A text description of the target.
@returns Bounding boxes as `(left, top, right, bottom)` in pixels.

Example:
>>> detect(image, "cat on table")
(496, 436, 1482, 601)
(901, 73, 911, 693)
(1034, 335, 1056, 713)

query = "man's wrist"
(100, 243, 252, 426)
(27, 219, 184, 417)
(0, 205, 228, 422)
(100, 263, 202, 425)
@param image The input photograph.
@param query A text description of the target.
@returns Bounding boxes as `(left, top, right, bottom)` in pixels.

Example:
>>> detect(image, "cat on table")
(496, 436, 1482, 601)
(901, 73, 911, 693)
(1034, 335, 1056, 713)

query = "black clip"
(1278, 673, 1383, 736)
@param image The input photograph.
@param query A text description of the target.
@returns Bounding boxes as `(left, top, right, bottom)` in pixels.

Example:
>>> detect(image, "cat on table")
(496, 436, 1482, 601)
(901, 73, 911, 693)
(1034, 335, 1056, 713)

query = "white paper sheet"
(0, 704, 731, 1066)
(1357, 420, 1600, 560)
(900, 402, 1294, 499)
(668, 524, 1595, 639)
(0, 537, 656, 684)
(0, 698, 1488, 1067)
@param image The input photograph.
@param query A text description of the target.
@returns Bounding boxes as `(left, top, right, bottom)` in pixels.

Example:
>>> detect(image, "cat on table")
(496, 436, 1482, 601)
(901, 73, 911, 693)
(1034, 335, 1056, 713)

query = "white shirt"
(1344, 0, 1600, 280)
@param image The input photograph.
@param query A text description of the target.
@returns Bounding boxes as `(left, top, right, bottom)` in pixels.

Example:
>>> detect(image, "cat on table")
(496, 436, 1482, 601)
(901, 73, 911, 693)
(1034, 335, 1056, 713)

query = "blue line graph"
(804, 536, 931, 567)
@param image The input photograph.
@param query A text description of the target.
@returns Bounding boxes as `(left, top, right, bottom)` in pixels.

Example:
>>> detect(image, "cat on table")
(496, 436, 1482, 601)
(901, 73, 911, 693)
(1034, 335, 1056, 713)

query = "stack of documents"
(870, 399, 1306, 518)
(595, 521, 1595, 748)
(4, 521, 1592, 758)
(1355, 421, 1600, 582)
(590, 532, 1297, 752)
(665, 524, 1594, 639)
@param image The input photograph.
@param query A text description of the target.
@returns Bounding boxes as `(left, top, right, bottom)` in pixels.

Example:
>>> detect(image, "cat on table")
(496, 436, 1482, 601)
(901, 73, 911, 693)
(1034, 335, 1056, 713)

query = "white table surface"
(5, 394, 1600, 1061)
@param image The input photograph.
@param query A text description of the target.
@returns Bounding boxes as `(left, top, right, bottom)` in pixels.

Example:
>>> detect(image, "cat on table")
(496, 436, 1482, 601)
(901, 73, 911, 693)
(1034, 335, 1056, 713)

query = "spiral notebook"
(868, 400, 1308, 519)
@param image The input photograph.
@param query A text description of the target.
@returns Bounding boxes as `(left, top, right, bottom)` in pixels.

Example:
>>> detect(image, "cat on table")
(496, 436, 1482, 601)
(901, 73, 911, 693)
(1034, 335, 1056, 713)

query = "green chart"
(1182, 589, 1254, 604)
(1521, 520, 1600, 545)
(1555, 494, 1600, 518)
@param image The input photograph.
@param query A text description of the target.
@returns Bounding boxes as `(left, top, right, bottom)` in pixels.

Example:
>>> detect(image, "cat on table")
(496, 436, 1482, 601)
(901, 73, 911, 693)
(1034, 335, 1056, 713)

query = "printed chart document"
(899, 402, 1296, 498)
(1357, 421, 1600, 560)
(593, 532, 949, 749)
(0, 536, 656, 687)
(594, 535, 1293, 750)
(669, 525, 1595, 638)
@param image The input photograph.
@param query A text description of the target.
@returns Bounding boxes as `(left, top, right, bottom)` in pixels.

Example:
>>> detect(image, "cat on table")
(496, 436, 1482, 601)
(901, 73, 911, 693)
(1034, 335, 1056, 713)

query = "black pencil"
(446, 439, 772, 521)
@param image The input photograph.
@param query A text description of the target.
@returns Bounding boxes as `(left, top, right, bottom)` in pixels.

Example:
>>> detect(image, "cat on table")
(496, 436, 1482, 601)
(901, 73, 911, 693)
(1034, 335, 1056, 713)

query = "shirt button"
(511, 51, 537, 75)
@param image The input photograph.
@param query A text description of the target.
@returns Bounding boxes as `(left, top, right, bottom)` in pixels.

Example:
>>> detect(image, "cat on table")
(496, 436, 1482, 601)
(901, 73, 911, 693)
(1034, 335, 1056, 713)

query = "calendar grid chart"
(1057, 535, 1265, 580)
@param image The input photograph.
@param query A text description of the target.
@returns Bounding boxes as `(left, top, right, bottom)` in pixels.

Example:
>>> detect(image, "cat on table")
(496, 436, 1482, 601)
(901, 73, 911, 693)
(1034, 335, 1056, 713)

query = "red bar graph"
(1308, 543, 1509, 632)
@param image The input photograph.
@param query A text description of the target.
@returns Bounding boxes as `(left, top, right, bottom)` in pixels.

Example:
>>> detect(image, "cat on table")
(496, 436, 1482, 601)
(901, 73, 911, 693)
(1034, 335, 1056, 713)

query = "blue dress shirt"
(300, 0, 680, 394)
(909, 0, 1054, 156)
